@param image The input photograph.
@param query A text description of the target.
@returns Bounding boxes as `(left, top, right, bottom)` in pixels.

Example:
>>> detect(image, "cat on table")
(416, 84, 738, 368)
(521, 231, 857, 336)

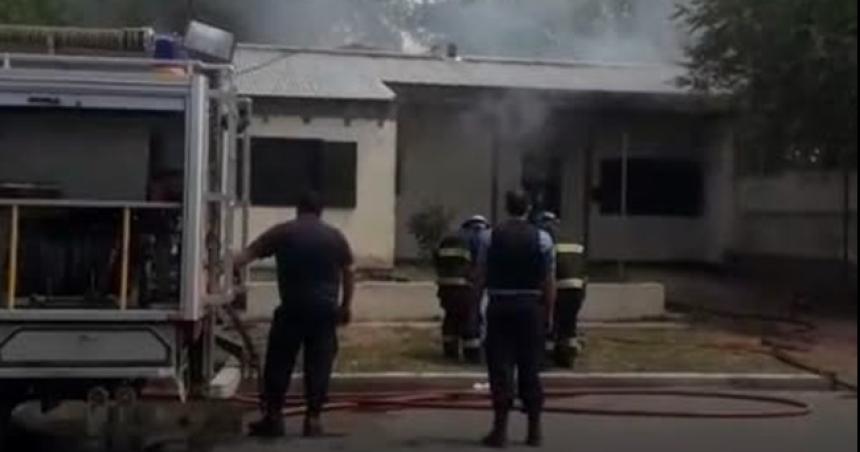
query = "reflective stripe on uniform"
(437, 247, 472, 261)
(463, 338, 482, 349)
(556, 243, 585, 254)
(437, 277, 470, 287)
(557, 278, 586, 289)
(567, 337, 584, 351)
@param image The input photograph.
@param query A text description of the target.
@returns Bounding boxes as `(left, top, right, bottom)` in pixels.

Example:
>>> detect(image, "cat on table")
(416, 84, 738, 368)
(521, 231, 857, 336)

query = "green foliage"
(407, 204, 455, 261)
(676, 0, 858, 173)
(0, 0, 66, 25)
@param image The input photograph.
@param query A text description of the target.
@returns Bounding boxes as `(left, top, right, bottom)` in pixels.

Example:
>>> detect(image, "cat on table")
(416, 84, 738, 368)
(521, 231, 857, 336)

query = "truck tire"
(0, 402, 12, 450)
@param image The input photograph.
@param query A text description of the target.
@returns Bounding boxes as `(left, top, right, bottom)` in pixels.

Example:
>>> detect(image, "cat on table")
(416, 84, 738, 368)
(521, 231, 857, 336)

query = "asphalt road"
(223, 391, 858, 452)
(5, 391, 856, 452)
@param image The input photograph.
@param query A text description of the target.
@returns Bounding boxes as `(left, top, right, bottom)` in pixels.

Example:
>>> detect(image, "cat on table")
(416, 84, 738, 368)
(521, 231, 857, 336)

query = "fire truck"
(0, 23, 253, 444)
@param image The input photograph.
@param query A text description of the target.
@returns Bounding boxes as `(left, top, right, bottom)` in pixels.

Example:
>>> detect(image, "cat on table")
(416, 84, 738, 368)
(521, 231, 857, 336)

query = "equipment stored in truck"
(0, 22, 253, 447)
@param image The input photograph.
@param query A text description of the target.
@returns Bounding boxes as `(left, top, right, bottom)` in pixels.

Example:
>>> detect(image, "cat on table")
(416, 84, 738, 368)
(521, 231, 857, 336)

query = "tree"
(676, 0, 858, 173)
(0, 0, 66, 25)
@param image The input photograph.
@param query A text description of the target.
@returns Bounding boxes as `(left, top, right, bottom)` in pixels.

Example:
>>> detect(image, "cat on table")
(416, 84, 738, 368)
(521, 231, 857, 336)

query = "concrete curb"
(345, 321, 692, 330)
(316, 372, 832, 392)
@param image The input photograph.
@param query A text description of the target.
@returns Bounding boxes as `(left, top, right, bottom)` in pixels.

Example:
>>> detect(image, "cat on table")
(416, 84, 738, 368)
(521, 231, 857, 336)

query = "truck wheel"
(0, 402, 13, 449)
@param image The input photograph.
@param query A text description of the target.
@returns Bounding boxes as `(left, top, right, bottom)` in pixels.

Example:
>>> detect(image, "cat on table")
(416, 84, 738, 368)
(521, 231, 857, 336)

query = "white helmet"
(462, 215, 489, 229)
(539, 211, 559, 224)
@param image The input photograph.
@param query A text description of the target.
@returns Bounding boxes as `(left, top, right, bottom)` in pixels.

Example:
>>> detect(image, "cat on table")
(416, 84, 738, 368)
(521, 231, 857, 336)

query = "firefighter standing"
(477, 191, 555, 448)
(233, 192, 354, 438)
(434, 215, 488, 363)
(538, 212, 588, 368)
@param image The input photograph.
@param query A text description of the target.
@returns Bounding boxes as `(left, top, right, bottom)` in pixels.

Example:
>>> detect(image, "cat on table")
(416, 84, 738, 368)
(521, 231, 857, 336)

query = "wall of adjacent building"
(733, 170, 857, 264)
(395, 104, 496, 260)
(246, 101, 397, 269)
(586, 114, 735, 263)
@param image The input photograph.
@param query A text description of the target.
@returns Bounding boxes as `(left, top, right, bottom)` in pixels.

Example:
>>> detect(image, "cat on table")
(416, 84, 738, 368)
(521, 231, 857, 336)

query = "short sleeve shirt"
(249, 216, 353, 308)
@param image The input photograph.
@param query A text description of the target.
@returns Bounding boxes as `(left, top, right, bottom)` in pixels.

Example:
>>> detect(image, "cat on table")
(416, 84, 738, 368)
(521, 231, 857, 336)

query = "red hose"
(222, 388, 811, 419)
(193, 302, 833, 421)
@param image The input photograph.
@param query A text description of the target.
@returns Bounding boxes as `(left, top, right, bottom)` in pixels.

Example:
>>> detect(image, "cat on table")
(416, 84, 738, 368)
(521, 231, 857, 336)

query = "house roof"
(234, 44, 689, 102)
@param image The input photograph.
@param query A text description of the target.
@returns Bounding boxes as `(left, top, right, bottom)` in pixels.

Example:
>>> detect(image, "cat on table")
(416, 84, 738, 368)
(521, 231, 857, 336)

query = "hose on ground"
(205, 300, 847, 422)
(226, 388, 811, 419)
(665, 302, 857, 392)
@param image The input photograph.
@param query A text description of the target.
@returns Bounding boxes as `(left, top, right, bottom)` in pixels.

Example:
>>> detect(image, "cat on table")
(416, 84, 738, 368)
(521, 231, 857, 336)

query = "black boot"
(463, 346, 483, 365)
(553, 344, 572, 368)
(443, 340, 460, 361)
(482, 409, 509, 448)
(526, 411, 543, 447)
(248, 411, 285, 438)
(303, 414, 324, 438)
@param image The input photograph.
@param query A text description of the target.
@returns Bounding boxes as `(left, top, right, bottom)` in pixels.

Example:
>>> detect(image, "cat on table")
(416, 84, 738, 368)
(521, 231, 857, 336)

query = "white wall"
(588, 115, 734, 263)
(395, 105, 494, 259)
(733, 171, 858, 263)
(247, 113, 397, 269)
(397, 108, 736, 264)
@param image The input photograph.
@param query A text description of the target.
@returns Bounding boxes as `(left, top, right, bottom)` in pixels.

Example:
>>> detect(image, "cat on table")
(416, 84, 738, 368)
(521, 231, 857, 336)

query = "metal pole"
(241, 100, 252, 249)
(119, 207, 131, 310)
(490, 116, 501, 224)
(841, 147, 852, 288)
(6, 205, 18, 309)
(583, 121, 595, 262)
(187, 0, 195, 23)
(222, 93, 237, 298)
(240, 99, 252, 287)
(618, 132, 629, 281)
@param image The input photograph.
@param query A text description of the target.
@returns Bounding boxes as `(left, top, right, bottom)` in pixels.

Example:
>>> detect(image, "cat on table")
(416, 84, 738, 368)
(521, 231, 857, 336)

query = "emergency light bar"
(183, 21, 236, 63)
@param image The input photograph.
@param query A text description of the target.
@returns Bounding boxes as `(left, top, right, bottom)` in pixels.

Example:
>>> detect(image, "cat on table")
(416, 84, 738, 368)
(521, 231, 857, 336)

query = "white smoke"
(58, 0, 684, 63)
(212, 0, 684, 63)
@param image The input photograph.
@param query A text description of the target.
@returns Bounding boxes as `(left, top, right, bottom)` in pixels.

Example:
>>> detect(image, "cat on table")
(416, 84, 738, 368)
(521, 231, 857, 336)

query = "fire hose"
(204, 303, 855, 422)
(227, 389, 812, 419)
(663, 302, 857, 392)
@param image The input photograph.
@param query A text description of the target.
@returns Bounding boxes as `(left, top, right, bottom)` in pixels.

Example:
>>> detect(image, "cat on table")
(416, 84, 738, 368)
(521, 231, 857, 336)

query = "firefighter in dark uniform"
(234, 192, 355, 438)
(477, 191, 555, 448)
(434, 215, 488, 363)
(538, 212, 587, 368)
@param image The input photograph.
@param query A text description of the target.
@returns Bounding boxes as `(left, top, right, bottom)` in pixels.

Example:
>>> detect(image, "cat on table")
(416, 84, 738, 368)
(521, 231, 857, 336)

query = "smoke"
(417, 0, 684, 62)
(45, 0, 684, 63)
(203, 0, 684, 63)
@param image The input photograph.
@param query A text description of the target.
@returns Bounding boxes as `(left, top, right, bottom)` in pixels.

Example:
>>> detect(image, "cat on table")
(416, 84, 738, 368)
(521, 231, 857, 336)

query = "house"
(234, 44, 856, 280)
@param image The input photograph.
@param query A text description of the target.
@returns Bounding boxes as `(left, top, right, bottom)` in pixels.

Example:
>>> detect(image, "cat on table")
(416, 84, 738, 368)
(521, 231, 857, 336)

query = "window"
(598, 158, 703, 217)
(250, 138, 357, 208)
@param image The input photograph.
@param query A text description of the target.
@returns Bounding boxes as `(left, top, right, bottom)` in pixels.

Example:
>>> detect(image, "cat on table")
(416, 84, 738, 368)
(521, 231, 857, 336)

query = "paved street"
(216, 391, 857, 452)
(6, 391, 856, 452)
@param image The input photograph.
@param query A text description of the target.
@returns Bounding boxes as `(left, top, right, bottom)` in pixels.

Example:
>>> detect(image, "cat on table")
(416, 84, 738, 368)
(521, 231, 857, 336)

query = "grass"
(333, 325, 800, 374)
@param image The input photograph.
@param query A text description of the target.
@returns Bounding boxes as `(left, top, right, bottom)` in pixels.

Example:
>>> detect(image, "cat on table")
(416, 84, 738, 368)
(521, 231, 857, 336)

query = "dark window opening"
(599, 158, 703, 217)
(250, 138, 357, 208)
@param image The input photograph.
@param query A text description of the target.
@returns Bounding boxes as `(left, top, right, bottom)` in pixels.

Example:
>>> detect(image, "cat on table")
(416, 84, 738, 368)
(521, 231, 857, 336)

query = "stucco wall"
(733, 171, 857, 263)
(396, 107, 736, 264)
(588, 115, 734, 263)
(395, 104, 494, 259)
(246, 113, 397, 269)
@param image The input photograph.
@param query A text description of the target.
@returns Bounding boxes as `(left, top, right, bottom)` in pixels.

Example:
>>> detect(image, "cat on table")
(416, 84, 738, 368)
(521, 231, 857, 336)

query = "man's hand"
(339, 265, 355, 326)
(337, 305, 352, 326)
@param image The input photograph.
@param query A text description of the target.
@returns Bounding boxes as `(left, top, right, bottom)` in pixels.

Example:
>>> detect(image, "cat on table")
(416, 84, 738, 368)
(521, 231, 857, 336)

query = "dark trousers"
(485, 295, 545, 414)
(554, 289, 585, 342)
(263, 305, 338, 416)
(439, 286, 482, 354)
